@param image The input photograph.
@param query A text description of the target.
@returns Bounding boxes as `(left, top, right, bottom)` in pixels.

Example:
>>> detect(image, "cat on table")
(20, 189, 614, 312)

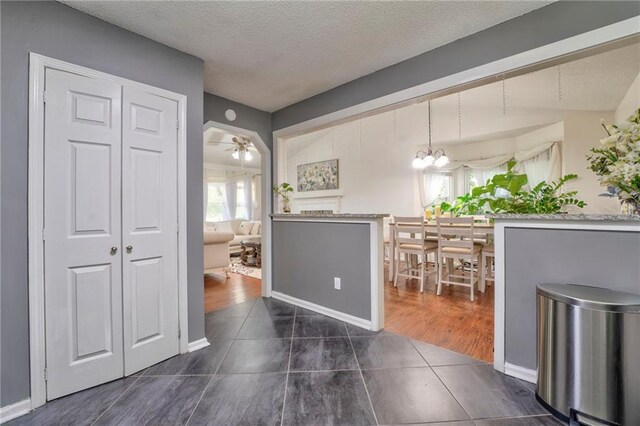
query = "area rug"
(228, 259, 262, 280)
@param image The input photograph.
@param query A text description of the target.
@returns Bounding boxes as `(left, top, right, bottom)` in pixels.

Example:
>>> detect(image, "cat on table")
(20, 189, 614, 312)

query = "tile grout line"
(185, 302, 255, 425)
(409, 338, 474, 422)
(279, 305, 297, 426)
(89, 373, 144, 425)
(346, 324, 380, 426)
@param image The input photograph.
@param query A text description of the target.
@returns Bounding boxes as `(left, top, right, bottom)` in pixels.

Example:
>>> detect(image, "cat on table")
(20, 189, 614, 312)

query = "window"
(205, 183, 226, 222)
(236, 181, 249, 220)
(464, 166, 508, 194)
(424, 172, 453, 206)
(205, 181, 251, 222)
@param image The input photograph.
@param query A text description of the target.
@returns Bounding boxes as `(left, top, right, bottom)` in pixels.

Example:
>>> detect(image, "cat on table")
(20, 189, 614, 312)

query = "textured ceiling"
(62, 1, 552, 112)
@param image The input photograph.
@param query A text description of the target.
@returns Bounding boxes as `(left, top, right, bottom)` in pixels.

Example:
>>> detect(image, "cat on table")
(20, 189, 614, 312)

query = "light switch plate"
(334, 277, 341, 290)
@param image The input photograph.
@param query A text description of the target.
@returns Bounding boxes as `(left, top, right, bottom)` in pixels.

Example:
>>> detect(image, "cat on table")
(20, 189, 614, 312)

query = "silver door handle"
(110, 246, 118, 255)
(126, 245, 133, 253)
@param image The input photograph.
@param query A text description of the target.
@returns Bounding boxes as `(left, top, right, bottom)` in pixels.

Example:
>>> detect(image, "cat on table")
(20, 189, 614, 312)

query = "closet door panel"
(43, 69, 124, 400)
(122, 87, 179, 375)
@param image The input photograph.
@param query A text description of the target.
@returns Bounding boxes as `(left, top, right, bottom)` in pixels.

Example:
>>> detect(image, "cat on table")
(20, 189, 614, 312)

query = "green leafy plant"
(440, 161, 586, 215)
(273, 182, 293, 202)
(273, 182, 294, 213)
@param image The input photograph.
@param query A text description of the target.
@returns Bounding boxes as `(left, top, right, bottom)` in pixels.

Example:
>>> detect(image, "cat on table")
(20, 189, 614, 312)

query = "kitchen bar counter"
(271, 213, 389, 219)
(492, 215, 640, 383)
(489, 213, 640, 221)
(271, 213, 388, 331)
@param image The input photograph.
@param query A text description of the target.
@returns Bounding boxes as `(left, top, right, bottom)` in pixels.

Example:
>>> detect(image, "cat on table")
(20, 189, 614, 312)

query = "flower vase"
(282, 198, 291, 214)
(621, 200, 640, 216)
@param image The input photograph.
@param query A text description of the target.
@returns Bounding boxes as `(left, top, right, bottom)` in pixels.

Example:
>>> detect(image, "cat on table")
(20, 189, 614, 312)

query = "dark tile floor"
(10, 297, 562, 426)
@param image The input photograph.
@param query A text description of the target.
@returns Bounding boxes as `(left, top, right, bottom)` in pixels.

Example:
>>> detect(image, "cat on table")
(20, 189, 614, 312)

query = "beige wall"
(615, 72, 640, 123)
(562, 110, 619, 214)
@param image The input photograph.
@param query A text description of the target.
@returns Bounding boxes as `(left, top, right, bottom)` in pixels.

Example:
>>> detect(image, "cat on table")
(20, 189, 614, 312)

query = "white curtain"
(436, 142, 560, 197)
(514, 141, 561, 186)
(224, 181, 237, 220)
(419, 172, 446, 207)
(203, 182, 208, 222)
(472, 164, 508, 188)
(244, 175, 253, 220)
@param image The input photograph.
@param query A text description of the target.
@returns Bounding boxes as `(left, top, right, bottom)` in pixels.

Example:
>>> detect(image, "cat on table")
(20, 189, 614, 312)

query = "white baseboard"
(187, 338, 210, 352)
(271, 291, 372, 330)
(504, 362, 537, 384)
(0, 399, 31, 424)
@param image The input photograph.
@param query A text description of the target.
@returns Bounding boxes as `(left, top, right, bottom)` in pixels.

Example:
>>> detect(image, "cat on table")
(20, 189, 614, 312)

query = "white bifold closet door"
(44, 69, 124, 400)
(43, 68, 179, 400)
(121, 87, 179, 375)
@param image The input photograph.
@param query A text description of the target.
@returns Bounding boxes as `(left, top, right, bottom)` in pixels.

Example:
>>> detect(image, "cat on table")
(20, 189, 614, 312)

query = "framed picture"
(297, 159, 339, 192)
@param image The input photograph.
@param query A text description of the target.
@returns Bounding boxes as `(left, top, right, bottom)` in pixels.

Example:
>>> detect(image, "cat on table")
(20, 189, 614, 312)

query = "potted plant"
(440, 161, 586, 215)
(273, 182, 294, 213)
(587, 107, 640, 215)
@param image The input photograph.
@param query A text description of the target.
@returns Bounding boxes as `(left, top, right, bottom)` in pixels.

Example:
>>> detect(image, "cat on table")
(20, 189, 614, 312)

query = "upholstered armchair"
(203, 230, 234, 273)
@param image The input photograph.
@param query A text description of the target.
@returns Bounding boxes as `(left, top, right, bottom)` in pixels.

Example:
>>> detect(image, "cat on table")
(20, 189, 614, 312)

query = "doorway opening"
(274, 34, 640, 367)
(202, 122, 270, 316)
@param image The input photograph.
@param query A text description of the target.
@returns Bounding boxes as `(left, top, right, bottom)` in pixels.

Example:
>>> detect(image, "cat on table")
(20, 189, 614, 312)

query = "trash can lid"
(537, 284, 640, 313)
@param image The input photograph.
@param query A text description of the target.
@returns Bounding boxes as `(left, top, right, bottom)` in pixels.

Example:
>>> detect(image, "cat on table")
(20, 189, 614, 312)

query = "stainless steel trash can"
(536, 284, 640, 425)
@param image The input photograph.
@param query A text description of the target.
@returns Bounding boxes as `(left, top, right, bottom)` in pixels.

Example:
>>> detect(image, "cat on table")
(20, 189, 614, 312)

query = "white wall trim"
(369, 220, 384, 331)
(203, 120, 272, 298)
(28, 53, 189, 409)
(0, 399, 31, 424)
(187, 338, 210, 353)
(504, 362, 537, 384)
(272, 291, 372, 330)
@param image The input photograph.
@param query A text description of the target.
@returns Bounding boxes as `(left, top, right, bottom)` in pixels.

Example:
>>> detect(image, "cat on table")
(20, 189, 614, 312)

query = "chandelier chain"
(428, 99, 432, 149)
(502, 74, 506, 115)
(557, 65, 562, 103)
(458, 92, 462, 139)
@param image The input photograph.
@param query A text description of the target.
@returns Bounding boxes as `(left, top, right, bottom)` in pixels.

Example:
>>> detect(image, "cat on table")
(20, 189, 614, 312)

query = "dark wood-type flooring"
(204, 264, 494, 363)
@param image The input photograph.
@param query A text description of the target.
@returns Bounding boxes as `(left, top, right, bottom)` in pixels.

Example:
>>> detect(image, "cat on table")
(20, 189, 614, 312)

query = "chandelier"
(412, 100, 449, 169)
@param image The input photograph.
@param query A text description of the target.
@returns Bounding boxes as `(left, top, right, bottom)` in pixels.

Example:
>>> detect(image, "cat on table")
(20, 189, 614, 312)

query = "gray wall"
(204, 92, 272, 150)
(0, 1, 204, 406)
(273, 221, 371, 320)
(504, 228, 640, 370)
(271, 1, 640, 130)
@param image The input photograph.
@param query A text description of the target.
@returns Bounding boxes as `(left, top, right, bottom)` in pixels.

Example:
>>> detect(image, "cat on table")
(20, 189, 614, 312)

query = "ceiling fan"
(225, 136, 257, 161)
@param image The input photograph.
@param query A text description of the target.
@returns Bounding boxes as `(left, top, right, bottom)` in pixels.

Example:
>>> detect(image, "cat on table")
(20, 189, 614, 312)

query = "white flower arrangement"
(587, 107, 640, 214)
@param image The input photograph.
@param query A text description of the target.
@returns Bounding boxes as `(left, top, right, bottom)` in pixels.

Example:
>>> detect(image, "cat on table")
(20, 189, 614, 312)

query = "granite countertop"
(489, 213, 640, 222)
(271, 213, 389, 219)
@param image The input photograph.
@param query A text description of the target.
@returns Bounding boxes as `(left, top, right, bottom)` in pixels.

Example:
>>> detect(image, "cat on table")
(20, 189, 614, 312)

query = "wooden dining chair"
(436, 217, 483, 301)
(383, 217, 391, 266)
(393, 216, 438, 293)
(480, 244, 495, 293)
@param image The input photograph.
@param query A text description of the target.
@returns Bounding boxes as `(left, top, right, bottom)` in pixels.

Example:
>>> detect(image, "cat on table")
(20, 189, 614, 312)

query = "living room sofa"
(204, 219, 262, 255)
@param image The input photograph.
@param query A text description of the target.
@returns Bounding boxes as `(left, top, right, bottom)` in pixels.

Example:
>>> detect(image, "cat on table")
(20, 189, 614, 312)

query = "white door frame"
(272, 17, 640, 375)
(28, 53, 189, 410)
(203, 120, 272, 298)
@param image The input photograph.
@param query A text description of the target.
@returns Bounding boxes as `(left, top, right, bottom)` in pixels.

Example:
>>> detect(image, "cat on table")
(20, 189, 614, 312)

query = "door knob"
(110, 246, 118, 255)
(126, 245, 133, 253)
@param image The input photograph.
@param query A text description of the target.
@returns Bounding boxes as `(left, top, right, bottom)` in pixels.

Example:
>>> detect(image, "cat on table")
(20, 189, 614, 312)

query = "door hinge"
(176, 120, 179, 130)
(42, 228, 46, 241)
(44, 368, 48, 381)
(43, 91, 47, 104)
(178, 327, 181, 339)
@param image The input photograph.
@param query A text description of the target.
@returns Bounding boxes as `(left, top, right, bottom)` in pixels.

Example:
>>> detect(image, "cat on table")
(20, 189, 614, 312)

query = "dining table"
(387, 220, 494, 282)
